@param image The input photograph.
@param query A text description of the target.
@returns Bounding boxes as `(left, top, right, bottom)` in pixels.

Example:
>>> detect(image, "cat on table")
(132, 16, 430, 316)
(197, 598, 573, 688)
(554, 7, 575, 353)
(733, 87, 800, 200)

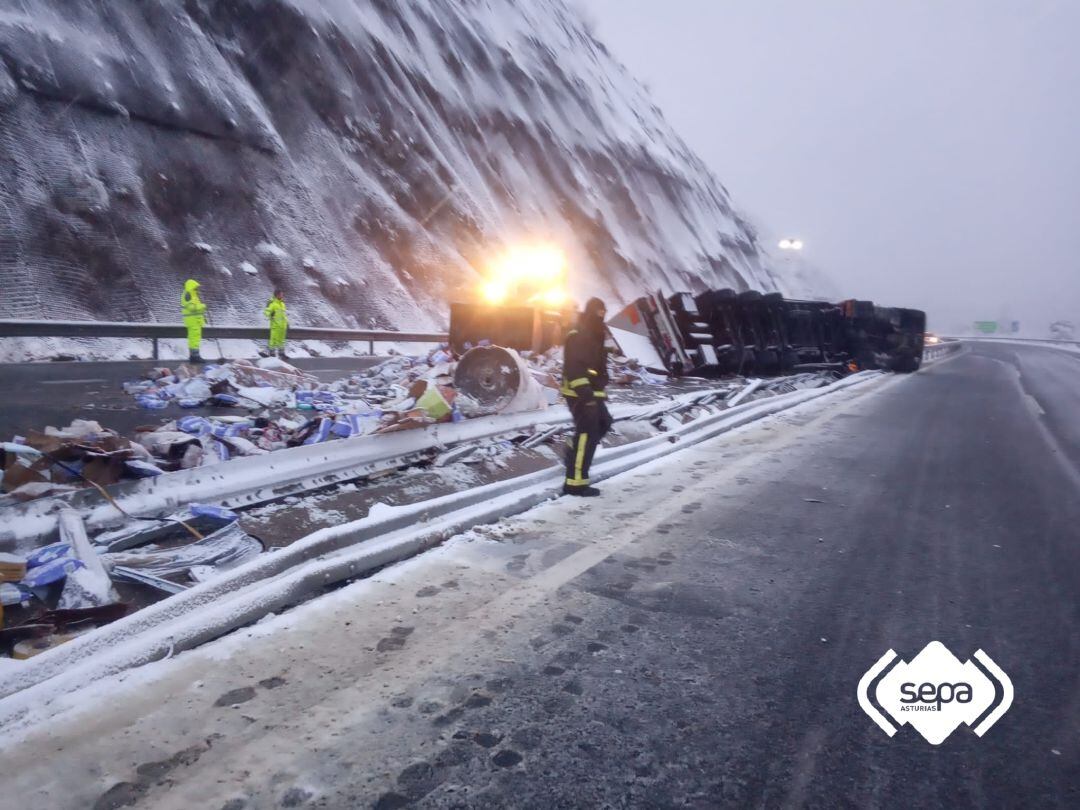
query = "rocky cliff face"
(0, 0, 780, 329)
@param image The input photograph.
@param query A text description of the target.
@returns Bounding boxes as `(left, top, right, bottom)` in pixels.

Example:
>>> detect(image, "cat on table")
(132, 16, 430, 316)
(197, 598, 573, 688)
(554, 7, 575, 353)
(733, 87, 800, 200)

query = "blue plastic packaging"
(22, 556, 85, 588)
(26, 542, 72, 569)
(137, 395, 168, 410)
(189, 503, 240, 522)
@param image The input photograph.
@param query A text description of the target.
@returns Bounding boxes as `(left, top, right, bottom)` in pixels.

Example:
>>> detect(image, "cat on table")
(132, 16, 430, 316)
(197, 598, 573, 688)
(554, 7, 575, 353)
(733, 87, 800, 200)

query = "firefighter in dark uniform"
(561, 297, 613, 496)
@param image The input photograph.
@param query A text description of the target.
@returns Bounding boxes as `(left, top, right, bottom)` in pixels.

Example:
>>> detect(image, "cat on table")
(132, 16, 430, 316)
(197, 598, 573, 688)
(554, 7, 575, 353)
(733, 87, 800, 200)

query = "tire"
(755, 348, 779, 375)
(891, 353, 920, 373)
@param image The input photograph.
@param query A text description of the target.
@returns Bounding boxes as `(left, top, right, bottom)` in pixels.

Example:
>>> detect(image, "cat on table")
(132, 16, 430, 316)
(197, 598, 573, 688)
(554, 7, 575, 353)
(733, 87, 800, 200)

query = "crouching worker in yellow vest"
(264, 288, 289, 358)
(180, 278, 207, 363)
(560, 297, 613, 497)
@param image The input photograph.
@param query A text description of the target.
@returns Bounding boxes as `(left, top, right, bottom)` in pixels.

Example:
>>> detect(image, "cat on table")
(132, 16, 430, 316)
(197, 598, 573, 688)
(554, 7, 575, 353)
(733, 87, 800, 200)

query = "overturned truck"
(448, 289, 925, 379)
(606, 290, 926, 377)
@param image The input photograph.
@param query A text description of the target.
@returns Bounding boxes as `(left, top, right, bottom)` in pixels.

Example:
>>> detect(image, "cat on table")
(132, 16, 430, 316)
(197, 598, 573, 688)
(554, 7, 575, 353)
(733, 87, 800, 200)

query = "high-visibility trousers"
(268, 320, 287, 350)
(564, 397, 612, 487)
(183, 315, 205, 351)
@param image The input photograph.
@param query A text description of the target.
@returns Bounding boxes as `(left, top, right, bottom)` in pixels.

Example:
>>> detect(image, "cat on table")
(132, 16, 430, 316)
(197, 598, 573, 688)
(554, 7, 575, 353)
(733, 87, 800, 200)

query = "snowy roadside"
(0, 336, 442, 365)
(0, 343, 814, 675)
(0, 370, 900, 810)
(0, 371, 886, 729)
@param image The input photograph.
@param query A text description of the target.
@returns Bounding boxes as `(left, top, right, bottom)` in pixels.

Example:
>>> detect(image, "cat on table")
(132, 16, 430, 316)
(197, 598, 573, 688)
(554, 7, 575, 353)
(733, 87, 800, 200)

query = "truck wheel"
(891, 353, 919, 373)
(756, 348, 779, 374)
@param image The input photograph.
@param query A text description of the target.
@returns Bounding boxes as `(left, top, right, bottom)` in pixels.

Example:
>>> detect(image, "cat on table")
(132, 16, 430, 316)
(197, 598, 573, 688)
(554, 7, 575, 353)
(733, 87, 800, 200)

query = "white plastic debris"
(255, 356, 296, 372)
(233, 386, 290, 408)
(57, 509, 119, 609)
(43, 420, 107, 439)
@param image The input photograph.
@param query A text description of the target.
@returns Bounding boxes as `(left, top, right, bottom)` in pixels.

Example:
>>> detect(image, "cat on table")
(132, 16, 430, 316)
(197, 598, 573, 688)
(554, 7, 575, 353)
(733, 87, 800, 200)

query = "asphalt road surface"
(3, 342, 1078, 809)
(0, 357, 381, 442)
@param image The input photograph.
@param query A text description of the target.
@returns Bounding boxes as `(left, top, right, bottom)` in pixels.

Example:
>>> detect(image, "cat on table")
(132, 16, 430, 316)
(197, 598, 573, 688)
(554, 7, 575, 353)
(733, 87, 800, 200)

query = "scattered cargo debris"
(0, 532, 130, 658)
(1, 419, 152, 502)
(12, 632, 85, 660)
(454, 345, 549, 414)
(0, 552, 27, 583)
(102, 523, 263, 586)
(57, 509, 119, 610)
(91, 503, 262, 592)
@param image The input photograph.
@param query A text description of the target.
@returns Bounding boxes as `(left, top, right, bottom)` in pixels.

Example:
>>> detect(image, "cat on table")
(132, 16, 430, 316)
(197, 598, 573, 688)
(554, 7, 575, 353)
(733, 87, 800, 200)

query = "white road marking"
(40, 379, 108, 385)
(1023, 392, 1045, 417)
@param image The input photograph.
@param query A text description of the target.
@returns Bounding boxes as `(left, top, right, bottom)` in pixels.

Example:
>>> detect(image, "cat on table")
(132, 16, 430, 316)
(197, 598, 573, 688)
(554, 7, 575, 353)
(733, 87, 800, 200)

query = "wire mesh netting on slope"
(0, 0, 779, 328)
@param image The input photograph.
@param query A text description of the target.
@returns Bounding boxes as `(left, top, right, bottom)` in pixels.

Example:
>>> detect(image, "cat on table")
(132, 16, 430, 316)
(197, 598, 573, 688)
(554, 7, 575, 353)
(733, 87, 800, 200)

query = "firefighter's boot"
(562, 484, 601, 497)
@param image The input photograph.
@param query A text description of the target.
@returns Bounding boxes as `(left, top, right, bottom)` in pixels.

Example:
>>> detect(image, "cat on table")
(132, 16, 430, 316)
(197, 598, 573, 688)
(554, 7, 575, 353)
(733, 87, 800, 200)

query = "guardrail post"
(369, 339, 374, 355)
(151, 337, 159, 361)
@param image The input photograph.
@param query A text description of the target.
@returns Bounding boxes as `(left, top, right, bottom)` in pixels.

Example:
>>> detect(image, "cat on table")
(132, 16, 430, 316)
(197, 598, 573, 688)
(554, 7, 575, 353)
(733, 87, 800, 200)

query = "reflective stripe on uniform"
(573, 432, 589, 482)
(565, 476, 590, 486)
(593, 390, 607, 398)
(561, 376, 591, 397)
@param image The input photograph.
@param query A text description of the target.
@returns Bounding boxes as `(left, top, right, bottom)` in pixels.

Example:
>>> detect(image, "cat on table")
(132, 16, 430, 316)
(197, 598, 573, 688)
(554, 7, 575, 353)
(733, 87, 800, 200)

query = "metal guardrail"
(941, 335, 1080, 346)
(921, 335, 1080, 363)
(0, 319, 448, 358)
(922, 340, 963, 362)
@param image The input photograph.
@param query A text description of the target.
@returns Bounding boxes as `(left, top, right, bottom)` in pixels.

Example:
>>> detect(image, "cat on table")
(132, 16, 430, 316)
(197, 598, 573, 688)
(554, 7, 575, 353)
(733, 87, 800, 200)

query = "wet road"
(2, 342, 1079, 809)
(0, 357, 380, 441)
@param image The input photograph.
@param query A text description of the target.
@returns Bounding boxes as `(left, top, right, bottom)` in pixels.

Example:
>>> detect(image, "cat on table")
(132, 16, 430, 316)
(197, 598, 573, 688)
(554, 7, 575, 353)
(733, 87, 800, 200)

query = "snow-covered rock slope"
(0, 0, 781, 329)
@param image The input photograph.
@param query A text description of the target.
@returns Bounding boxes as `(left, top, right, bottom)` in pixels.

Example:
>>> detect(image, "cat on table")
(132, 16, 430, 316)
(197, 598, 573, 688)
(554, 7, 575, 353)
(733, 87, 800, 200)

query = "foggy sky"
(577, 0, 1080, 333)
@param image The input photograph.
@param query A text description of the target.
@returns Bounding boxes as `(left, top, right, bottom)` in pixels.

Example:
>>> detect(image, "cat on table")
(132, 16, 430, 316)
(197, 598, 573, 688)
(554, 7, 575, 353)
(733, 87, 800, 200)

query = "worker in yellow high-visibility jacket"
(180, 279, 207, 363)
(264, 288, 289, 358)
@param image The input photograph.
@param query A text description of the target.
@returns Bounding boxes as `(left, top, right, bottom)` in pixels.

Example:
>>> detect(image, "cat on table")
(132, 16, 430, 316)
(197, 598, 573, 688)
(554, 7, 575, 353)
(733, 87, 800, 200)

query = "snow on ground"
(0, 374, 901, 809)
(0, 336, 425, 364)
(0, 372, 895, 750)
(962, 337, 1080, 357)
